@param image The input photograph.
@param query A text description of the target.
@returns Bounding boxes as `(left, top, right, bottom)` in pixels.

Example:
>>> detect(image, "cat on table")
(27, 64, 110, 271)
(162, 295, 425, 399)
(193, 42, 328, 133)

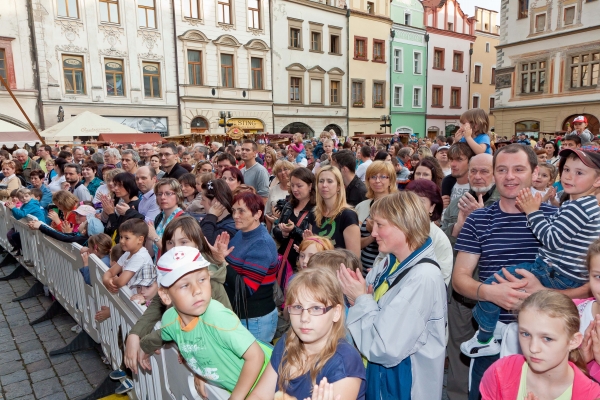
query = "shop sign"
(228, 118, 264, 130)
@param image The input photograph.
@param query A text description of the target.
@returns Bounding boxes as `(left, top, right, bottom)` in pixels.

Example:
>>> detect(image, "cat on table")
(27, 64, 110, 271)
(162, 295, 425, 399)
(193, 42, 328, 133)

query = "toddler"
(455, 108, 492, 155)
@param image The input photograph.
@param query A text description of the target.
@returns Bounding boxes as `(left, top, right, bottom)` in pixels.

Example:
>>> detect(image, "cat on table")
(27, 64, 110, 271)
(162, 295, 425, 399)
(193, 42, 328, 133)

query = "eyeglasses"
(159, 152, 174, 158)
(369, 175, 390, 181)
(287, 305, 334, 316)
(156, 191, 176, 197)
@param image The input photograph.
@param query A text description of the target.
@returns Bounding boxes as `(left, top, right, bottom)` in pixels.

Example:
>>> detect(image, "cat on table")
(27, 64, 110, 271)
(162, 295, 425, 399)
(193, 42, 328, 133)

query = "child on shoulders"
(454, 109, 492, 155)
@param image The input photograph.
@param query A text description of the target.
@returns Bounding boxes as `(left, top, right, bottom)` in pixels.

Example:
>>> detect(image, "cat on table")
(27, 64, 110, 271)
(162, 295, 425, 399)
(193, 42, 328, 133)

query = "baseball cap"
(156, 246, 210, 287)
(437, 145, 450, 152)
(573, 116, 588, 124)
(74, 205, 96, 216)
(559, 146, 600, 170)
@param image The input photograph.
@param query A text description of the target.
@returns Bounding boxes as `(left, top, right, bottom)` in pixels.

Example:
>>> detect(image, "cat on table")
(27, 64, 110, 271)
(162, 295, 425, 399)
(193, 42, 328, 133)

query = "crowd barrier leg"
(12, 280, 45, 302)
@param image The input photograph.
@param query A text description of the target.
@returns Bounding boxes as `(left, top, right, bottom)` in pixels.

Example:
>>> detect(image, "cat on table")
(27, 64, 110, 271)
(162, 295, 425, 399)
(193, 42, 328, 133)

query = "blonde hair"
(103, 167, 125, 181)
(307, 249, 361, 274)
(519, 290, 588, 376)
(314, 165, 352, 227)
(322, 139, 334, 147)
(192, 161, 213, 176)
(460, 108, 490, 136)
(370, 191, 430, 251)
(293, 132, 303, 142)
(417, 146, 432, 158)
(2, 160, 16, 170)
(319, 131, 332, 141)
(272, 159, 295, 177)
(264, 148, 277, 171)
(538, 163, 558, 183)
(52, 190, 79, 212)
(278, 268, 346, 391)
(365, 161, 397, 199)
(16, 188, 31, 199)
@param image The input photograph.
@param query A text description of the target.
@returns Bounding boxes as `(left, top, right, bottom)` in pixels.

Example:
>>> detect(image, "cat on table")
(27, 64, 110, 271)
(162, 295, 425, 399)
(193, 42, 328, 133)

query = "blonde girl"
(455, 108, 492, 155)
(309, 166, 360, 257)
(297, 236, 334, 270)
(264, 148, 278, 175)
(481, 290, 600, 399)
(247, 268, 366, 400)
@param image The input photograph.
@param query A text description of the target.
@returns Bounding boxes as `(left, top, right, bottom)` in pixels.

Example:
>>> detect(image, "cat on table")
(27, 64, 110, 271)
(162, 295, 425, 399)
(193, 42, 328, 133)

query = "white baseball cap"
(156, 246, 210, 287)
(74, 205, 96, 216)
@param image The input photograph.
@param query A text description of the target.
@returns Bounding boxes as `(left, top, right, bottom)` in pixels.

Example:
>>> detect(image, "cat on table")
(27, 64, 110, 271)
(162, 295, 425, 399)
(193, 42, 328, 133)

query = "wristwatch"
(153, 237, 160, 243)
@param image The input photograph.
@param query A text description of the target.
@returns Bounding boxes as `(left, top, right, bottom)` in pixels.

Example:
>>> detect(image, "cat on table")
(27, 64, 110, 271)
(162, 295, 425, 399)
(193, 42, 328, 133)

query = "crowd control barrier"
(0, 203, 229, 400)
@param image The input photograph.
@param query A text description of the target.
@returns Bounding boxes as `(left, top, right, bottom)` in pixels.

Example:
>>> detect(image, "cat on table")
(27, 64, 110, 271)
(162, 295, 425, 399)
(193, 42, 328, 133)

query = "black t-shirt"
(346, 175, 367, 207)
(308, 208, 359, 249)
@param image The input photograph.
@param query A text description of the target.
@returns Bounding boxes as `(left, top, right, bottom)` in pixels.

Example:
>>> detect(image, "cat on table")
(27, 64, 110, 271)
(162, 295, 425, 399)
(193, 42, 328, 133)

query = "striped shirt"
(360, 218, 379, 273)
(455, 201, 557, 322)
(528, 195, 600, 283)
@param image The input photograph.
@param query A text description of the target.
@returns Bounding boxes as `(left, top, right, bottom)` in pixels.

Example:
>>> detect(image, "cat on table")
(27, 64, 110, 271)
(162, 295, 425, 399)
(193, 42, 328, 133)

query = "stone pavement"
(0, 257, 110, 400)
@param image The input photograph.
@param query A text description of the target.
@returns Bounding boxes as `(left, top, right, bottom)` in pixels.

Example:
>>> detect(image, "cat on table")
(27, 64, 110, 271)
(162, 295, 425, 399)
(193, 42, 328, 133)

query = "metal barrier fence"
(0, 203, 229, 400)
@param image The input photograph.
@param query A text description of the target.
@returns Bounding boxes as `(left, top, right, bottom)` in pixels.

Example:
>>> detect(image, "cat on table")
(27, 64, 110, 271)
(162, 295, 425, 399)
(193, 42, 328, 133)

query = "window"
(105, 59, 124, 96)
(447, 22, 454, 31)
(451, 87, 461, 108)
(367, 2, 374, 14)
(564, 6, 575, 25)
(142, 62, 160, 97)
(491, 67, 496, 84)
(474, 65, 482, 83)
(100, 0, 119, 23)
(373, 82, 384, 107)
(404, 12, 411, 25)
(220, 54, 234, 87)
(57, 0, 79, 18)
(413, 52, 422, 74)
(290, 28, 301, 49)
(432, 85, 443, 106)
(251, 57, 262, 89)
(191, 117, 208, 133)
(138, 0, 156, 28)
(472, 96, 480, 108)
(570, 52, 600, 88)
(452, 51, 463, 72)
(310, 79, 322, 103)
(63, 55, 85, 94)
(183, 0, 200, 19)
(484, 23, 489, 31)
(218, 0, 231, 24)
(0, 49, 5, 85)
(290, 77, 301, 102)
(330, 80, 340, 104)
(535, 13, 546, 32)
(490, 97, 495, 109)
(486, 42, 490, 53)
(373, 40, 384, 62)
(311, 32, 321, 52)
(351, 81, 364, 107)
(248, 0, 260, 29)
(354, 37, 367, 60)
(330, 35, 340, 54)
(433, 48, 444, 69)
(188, 50, 202, 86)
(393, 85, 403, 106)
(520, 61, 546, 93)
(413, 87, 422, 107)
(394, 49, 403, 72)
(518, 0, 529, 19)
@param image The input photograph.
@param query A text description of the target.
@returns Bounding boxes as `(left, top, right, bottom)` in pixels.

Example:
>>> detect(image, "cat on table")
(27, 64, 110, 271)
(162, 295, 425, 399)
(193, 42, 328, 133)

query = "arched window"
(324, 124, 342, 137)
(191, 117, 208, 133)
(281, 122, 315, 137)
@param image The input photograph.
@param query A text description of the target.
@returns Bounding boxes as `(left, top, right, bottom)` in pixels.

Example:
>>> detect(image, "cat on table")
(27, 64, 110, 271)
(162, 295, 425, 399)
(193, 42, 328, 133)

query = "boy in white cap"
(148, 246, 271, 399)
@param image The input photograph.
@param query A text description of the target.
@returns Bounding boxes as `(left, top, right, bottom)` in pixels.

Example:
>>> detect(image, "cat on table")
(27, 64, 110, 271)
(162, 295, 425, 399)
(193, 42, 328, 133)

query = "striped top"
(528, 195, 600, 283)
(455, 201, 557, 322)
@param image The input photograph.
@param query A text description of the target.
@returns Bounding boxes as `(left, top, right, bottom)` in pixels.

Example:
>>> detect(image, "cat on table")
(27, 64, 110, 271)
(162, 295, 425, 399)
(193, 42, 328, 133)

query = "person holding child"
(454, 108, 492, 155)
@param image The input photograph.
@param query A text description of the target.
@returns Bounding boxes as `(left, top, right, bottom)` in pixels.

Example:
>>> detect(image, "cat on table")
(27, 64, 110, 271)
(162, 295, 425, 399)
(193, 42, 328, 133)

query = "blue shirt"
(270, 335, 366, 399)
(455, 201, 556, 321)
(460, 133, 491, 154)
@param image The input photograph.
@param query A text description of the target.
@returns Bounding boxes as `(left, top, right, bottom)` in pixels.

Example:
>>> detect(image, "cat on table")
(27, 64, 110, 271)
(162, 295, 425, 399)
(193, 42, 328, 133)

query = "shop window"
(142, 62, 161, 97)
(100, 0, 120, 23)
(105, 59, 124, 96)
(63, 55, 85, 94)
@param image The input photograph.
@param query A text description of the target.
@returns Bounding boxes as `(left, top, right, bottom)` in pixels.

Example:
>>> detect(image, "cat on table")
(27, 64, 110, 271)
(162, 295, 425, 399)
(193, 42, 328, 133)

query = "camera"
(278, 201, 294, 225)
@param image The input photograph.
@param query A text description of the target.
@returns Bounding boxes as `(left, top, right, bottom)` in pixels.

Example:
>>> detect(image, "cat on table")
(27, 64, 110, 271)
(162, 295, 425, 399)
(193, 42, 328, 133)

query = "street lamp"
(218, 111, 233, 133)
(380, 115, 392, 134)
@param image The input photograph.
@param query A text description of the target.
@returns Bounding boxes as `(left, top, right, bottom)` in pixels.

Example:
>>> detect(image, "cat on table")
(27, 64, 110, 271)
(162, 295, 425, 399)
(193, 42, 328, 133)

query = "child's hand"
(194, 375, 208, 399)
(516, 188, 542, 215)
(48, 210, 60, 223)
(130, 294, 146, 304)
(541, 186, 557, 204)
(81, 251, 89, 266)
(591, 315, 600, 365)
(103, 276, 119, 293)
(95, 305, 110, 322)
(581, 320, 595, 363)
(62, 221, 73, 233)
(462, 123, 473, 139)
(5, 201, 14, 209)
(302, 229, 313, 240)
(303, 378, 341, 400)
(139, 349, 153, 371)
(208, 201, 226, 218)
(27, 220, 42, 230)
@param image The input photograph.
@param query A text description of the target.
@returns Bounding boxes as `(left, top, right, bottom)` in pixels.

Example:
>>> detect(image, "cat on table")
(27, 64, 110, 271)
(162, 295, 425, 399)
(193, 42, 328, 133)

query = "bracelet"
(476, 283, 483, 302)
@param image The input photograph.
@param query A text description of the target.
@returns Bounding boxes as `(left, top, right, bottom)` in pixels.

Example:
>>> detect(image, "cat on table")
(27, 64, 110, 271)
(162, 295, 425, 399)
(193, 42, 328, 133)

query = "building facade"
(423, 0, 475, 139)
(0, 1, 40, 131)
(470, 7, 499, 128)
(271, 0, 347, 138)
(348, 0, 392, 136)
(174, 0, 273, 136)
(390, 0, 427, 137)
(494, 0, 600, 138)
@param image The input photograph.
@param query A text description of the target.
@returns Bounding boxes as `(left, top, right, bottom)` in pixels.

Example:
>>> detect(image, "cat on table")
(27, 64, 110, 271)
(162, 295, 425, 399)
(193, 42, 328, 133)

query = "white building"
(423, 0, 475, 137)
(494, 0, 600, 138)
(271, 0, 347, 138)
(30, 0, 179, 135)
(0, 1, 40, 131)
(174, 0, 273, 136)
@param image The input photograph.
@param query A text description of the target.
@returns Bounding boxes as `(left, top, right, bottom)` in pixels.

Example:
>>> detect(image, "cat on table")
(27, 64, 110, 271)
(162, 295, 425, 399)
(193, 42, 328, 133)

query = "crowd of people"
(3, 109, 600, 399)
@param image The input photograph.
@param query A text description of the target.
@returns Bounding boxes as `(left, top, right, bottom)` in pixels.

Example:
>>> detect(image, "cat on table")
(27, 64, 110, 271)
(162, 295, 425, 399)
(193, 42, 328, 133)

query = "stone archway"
(324, 124, 343, 137)
(281, 122, 315, 137)
(562, 114, 599, 135)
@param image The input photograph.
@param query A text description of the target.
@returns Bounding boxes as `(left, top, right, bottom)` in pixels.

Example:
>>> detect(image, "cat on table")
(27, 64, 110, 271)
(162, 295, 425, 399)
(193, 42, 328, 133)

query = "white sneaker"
(460, 331, 501, 358)
(71, 325, 82, 333)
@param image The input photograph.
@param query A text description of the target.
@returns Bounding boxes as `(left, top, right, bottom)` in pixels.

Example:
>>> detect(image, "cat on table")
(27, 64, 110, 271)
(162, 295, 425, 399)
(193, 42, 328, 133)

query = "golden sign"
(228, 118, 264, 130)
(227, 126, 245, 140)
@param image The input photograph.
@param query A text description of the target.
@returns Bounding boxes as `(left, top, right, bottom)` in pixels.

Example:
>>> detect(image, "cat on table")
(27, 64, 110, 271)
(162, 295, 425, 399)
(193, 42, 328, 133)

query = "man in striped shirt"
(452, 144, 591, 400)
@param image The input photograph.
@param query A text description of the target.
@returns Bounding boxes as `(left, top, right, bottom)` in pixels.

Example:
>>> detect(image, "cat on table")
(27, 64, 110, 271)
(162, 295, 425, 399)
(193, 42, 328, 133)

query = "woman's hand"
(365, 217, 373, 233)
(61, 181, 70, 191)
(264, 213, 277, 225)
(302, 229, 313, 240)
(146, 222, 160, 244)
(48, 210, 61, 224)
(100, 194, 115, 215)
(124, 334, 141, 374)
(278, 222, 294, 236)
(116, 202, 130, 216)
(194, 375, 208, 399)
(28, 220, 42, 230)
(303, 378, 341, 400)
(206, 232, 234, 264)
(208, 201, 226, 218)
(337, 263, 369, 305)
(62, 221, 73, 234)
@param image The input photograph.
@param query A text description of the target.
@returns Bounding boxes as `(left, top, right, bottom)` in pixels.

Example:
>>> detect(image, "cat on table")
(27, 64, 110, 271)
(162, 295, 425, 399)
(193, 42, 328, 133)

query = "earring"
(429, 211, 433, 217)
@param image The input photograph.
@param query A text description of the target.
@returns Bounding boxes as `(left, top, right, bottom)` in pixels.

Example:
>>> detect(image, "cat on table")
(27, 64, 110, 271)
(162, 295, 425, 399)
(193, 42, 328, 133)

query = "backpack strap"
(388, 257, 440, 291)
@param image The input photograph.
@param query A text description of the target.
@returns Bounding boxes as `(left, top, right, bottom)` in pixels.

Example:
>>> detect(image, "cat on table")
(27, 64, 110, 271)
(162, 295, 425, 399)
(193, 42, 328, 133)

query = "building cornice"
(180, 96, 273, 104)
(497, 25, 600, 50)
(426, 26, 476, 41)
(426, 114, 462, 119)
(392, 23, 427, 34)
(41, 101, 179, 109)
(475, 30, 500, 39)
(284, 0, 347, 15)
(349, 10, 393, 24)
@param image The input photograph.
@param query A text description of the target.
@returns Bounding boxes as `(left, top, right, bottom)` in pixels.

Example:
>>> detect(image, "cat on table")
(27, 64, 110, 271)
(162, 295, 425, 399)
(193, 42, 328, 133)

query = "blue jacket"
(10, 199, 47, 222)
(313, 142, 324, 160)
(27, 184, 52, 209)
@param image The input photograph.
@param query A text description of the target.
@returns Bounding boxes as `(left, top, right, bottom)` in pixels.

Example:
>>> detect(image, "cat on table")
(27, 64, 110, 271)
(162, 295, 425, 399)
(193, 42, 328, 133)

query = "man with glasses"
(159, 143, 188, 179)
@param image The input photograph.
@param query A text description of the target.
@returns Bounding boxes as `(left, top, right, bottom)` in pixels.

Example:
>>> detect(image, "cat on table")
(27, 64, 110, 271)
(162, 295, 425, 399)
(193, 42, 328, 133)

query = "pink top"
(480, 354, 600, 399)
(574, 298, 600, 382)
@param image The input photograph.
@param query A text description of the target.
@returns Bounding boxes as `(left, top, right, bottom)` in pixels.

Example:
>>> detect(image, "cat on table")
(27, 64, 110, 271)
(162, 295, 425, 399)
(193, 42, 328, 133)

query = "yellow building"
(470, 7, 499, 128)
(348, 0, 392, 136)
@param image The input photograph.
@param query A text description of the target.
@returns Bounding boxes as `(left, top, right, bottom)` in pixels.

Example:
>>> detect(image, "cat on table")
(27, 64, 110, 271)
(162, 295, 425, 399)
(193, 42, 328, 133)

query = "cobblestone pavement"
(0, 256, 110, 400)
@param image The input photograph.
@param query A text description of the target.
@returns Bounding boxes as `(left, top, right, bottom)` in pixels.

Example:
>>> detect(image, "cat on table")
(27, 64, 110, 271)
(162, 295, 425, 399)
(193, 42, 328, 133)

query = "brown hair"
(52, 190, 79, 212)
(460, 108, 490, 136)
(307, 248, 361, 274)
(88, 233, 113, 258)
(110, 244, 124, 263)
(119, 219, 149, 241)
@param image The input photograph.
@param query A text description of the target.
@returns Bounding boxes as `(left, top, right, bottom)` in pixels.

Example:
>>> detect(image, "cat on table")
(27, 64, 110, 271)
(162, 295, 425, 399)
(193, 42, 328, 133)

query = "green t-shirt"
(160, 300, 271, 392)
(516, 363, 572, 400)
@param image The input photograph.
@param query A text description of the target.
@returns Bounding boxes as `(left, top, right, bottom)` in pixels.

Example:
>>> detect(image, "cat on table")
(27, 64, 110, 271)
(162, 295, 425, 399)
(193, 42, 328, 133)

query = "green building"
(390, 0, 427, 138)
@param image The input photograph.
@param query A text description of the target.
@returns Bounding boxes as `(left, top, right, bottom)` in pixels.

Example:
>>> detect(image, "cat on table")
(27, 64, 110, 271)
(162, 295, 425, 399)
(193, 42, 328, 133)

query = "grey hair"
(73, 146, 85, 153)
(104, 148, 121, 160)
(91, 153, 103, 163)
(13, 149, 28, 156)
(194, 146, 208, 158)
(122, 149, 140, 163)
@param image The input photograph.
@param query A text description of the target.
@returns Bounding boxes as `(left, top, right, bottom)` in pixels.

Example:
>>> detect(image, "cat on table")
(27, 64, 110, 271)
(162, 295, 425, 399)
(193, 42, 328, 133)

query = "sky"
(457, 0, 501, 15)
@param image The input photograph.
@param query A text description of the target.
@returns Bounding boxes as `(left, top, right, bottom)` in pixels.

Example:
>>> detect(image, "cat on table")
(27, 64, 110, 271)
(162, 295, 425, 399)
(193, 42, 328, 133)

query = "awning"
(95, 133, 166, 144)
(42, 111, 141, 140)
(0, 131, 42, 148)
